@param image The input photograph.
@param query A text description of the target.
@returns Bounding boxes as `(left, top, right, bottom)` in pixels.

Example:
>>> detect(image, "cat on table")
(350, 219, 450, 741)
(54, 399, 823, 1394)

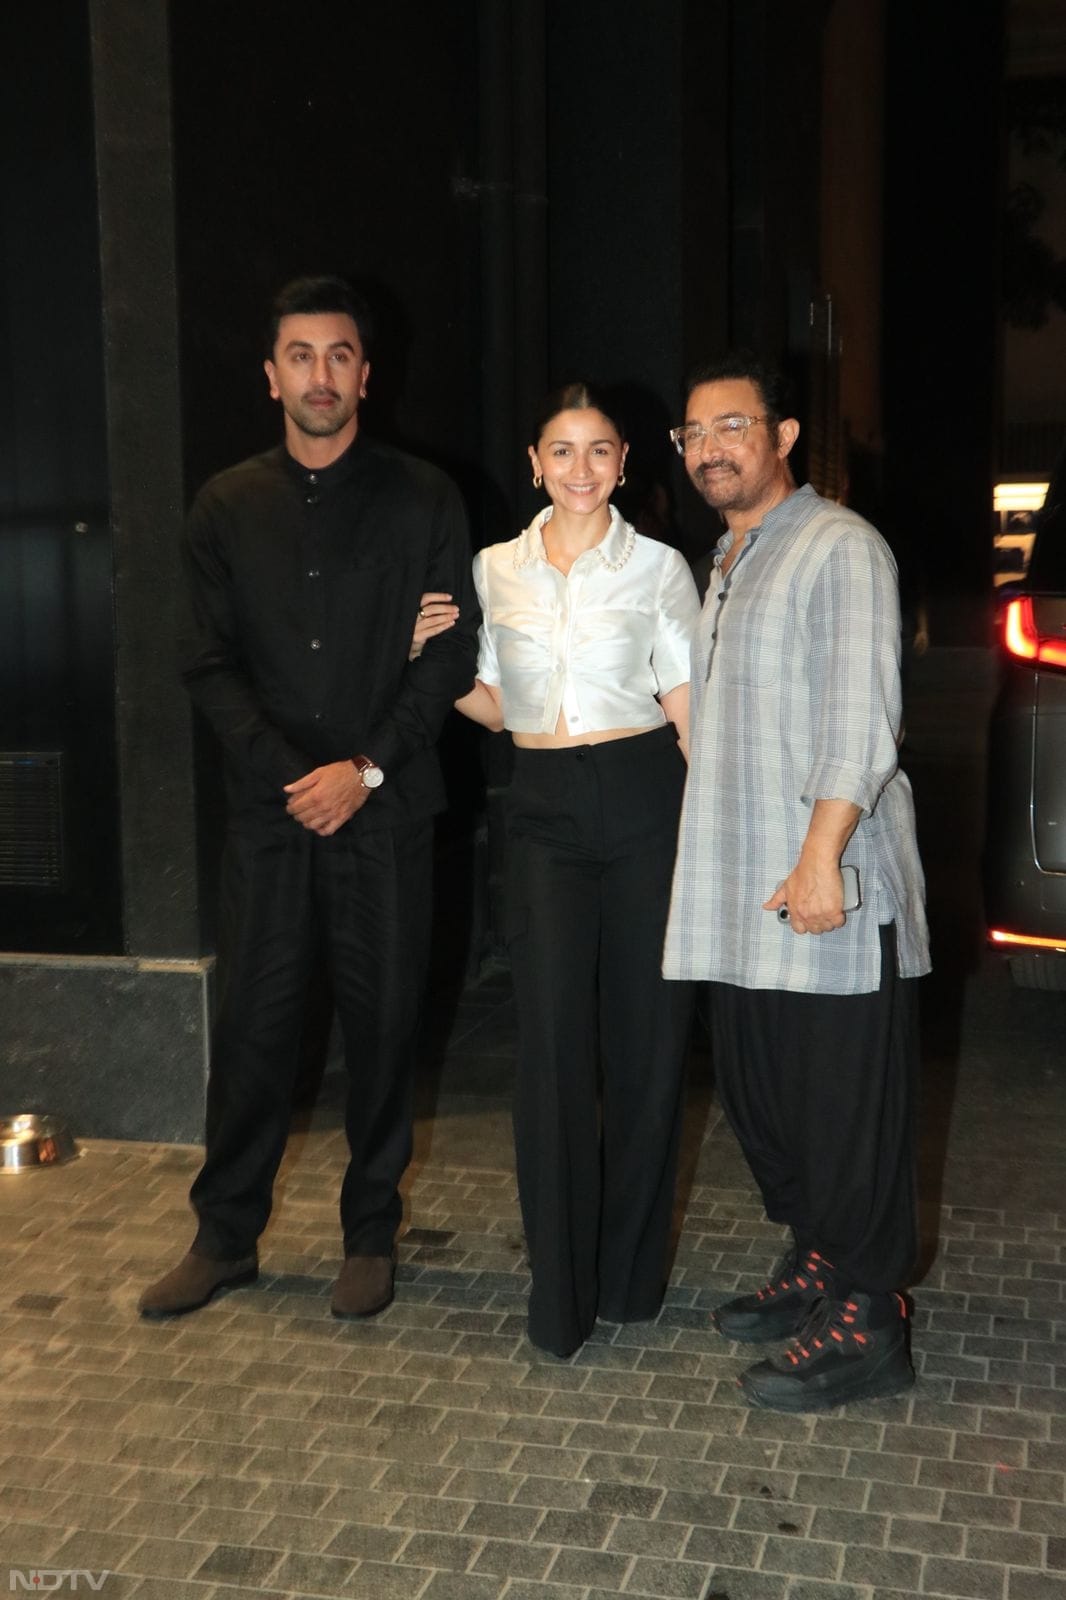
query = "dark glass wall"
(0, 3, 121, 952)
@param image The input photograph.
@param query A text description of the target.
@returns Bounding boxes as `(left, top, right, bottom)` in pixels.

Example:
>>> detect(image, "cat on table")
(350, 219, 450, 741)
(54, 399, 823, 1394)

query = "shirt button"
(308, 473, 318, 484)
(310, 638, 322, 651)
(307, 568, 320, 578)
(305, 494, 318, 506)
(313, 712, 324, 722)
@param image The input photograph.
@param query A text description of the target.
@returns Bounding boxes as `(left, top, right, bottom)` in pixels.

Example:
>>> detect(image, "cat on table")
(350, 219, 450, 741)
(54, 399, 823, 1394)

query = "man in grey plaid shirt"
(663, 353, 930, 1413)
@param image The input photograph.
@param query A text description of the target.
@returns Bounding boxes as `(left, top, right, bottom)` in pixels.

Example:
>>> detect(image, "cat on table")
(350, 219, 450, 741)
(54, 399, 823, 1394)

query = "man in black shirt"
(140, 276, 479, 1321)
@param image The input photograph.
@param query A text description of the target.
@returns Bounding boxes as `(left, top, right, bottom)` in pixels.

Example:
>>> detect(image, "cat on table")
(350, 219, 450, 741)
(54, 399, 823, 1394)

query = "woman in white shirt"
(417, 383, 699, 1358)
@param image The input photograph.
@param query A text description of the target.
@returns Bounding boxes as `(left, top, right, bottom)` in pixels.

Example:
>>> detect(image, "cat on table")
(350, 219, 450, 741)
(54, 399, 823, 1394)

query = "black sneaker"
(739, 1291, 915, 1413)
(712, 1245, 837, 1343)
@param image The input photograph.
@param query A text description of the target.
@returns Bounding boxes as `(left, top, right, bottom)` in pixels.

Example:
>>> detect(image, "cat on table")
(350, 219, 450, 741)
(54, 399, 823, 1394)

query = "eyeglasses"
(669, 415, 766, 454)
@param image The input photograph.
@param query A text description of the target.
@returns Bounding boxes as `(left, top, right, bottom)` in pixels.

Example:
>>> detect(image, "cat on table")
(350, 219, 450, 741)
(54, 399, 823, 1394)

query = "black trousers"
(190, 817, 433, 1260)
(505, 725, 694, 1356)
(707, 924, 919, 1293)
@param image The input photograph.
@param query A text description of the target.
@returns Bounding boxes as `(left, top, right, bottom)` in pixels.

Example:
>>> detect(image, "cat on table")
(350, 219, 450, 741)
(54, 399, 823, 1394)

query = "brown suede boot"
(138, 1250, 258, 1319)
(331, 1254, 395, 1319)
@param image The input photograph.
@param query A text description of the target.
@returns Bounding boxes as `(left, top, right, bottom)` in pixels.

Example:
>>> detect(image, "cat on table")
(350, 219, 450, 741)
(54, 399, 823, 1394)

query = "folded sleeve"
(801, 530, 903, 815)
(650, 548, 701, 696)
(472, 549, 501, 686)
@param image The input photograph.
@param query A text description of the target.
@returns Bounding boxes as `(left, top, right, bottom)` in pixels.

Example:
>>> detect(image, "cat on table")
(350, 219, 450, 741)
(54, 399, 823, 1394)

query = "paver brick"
(547, 1544, 632, 1586)
(809, 1507, 889, 1545)
(471, 1536, 554, 1578)
(730, 1497, 810, 1535)
(421, 1568, 503, 1599)
(783, 1585, 869, 1600)
(692, 1565, 788, 1598)
(921, 1554, 1008, 1598)
(606, 1515, 688, 1558)
(992, 1468, 1064, 1500)
(942, 1489, 1021, 1527)
(389, 1493, 474, 1532)
(887, 1514, 965, 1555)
(865, 1480, 945, 1517)
(502, 1580, 587, 1600)
(964, 1525, 1045, 1564)
(841, 1545, 923, 1588)
(259, 1511, 344, 1554)
(443, 1467, 516, 1503)
(919, 1459, 994, 1493)
(535, 1508, 616, 1549)
(759, 1532, 842, 1577)
(400, 1530, 482, 1569)
(793, 1472, 869, 1510)
(511, 1474, 593, 1510)
(1007, 1574, 1066, 1600)
(191, 1542, 284, 1584)
(657, 1488, 739, 1528)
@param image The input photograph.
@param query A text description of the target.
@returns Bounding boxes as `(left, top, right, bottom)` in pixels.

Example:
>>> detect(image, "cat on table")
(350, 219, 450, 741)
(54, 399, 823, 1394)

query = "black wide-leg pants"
(708, 924, 919, 1293)
(505, 725, 694, 1356)
(190, 817, 433, 1261)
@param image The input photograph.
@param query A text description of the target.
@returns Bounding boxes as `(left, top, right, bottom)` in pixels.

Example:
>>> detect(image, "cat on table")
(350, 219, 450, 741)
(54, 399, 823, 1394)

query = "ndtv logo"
(8, 1576, 109, 1593)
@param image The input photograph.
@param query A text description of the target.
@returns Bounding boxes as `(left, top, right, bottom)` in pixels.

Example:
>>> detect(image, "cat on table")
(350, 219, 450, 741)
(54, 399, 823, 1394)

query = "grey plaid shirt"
(663, 485, 930, 994)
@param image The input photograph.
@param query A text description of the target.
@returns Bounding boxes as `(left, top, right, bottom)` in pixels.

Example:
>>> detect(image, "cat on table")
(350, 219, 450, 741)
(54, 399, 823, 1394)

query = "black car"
(985, 471, 1066, 989)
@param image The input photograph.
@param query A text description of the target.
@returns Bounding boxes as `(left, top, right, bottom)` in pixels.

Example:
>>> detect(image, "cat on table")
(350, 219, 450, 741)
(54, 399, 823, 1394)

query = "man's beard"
(694, 458, 746, 510)
(286, 392, 356, 438)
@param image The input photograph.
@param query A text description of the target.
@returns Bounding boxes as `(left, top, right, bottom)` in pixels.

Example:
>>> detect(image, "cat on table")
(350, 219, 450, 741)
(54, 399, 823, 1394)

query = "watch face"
(361, 764, 384, 788)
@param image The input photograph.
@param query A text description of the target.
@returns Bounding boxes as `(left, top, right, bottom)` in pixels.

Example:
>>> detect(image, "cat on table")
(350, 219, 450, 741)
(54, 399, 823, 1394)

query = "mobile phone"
(775, 865, 861, 922)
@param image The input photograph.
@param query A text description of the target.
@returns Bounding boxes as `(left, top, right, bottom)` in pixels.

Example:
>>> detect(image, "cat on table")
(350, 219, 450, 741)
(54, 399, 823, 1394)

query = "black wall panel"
(0, 3, 121, 953)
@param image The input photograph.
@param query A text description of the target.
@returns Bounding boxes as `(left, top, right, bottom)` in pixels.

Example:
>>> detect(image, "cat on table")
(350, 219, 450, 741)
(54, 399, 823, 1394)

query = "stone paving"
(0, 961, 1063, 1600)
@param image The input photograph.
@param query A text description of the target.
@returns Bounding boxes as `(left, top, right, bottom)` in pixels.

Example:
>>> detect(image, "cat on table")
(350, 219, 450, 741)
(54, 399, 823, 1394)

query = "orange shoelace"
(783, 1292, 905, 1365)
(756, 1250, 831, 1303)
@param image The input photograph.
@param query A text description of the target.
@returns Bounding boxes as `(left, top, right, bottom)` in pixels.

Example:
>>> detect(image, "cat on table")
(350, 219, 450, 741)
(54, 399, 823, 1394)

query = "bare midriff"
(512, 720, 661, 750)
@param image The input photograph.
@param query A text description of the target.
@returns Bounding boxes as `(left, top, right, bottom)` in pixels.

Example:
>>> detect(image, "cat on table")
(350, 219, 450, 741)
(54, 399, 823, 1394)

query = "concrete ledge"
(0, 953, 212, 1143)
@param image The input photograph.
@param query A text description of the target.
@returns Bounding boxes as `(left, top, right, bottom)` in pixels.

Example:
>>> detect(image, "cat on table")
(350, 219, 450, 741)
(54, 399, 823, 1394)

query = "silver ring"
(418, 608, 425, 618)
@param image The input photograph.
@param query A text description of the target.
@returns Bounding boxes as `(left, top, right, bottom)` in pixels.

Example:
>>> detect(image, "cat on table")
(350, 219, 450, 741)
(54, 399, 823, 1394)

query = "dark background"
(0, 0, 1024, 962)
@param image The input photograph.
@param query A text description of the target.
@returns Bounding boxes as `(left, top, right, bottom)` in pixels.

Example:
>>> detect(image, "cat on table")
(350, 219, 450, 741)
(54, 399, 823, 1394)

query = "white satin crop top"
(473, 505, 700, 736)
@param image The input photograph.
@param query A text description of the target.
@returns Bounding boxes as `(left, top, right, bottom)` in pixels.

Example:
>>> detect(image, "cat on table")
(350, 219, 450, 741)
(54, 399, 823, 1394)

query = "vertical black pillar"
(90, 0, 200, 957)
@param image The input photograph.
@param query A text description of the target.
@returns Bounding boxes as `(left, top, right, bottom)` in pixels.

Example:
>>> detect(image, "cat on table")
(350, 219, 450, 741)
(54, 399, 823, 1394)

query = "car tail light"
(1002, 596, 1066, 668)
(989, 928, 1066, 952)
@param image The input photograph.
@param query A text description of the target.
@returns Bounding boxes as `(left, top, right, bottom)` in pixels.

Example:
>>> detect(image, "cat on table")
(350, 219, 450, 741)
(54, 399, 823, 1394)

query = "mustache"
(305, 387, 340, 402)
(695, 458, 739, 480)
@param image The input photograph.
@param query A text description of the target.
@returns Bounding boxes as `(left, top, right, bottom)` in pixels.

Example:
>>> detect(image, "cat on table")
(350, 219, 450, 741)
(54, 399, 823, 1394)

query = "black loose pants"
(190, 817, 433, 1261)
(708, 925, 919, 1292)
(505, 725, 694, 1356)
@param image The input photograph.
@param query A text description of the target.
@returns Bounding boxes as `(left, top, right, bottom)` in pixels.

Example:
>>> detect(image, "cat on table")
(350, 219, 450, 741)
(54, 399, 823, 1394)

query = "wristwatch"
(352, 755, 385, 789)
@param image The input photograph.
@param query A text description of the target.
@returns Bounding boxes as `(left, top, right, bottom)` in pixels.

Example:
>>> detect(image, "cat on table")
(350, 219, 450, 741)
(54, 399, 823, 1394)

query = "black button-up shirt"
(179, 433, 480, 830)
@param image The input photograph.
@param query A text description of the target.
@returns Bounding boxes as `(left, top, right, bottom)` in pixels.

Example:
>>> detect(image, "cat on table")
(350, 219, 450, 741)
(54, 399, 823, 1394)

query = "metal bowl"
(0, 1113, 78, 1172)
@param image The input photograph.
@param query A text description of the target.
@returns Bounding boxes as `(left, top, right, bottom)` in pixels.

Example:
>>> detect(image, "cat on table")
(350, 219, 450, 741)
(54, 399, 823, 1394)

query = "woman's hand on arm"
(659, 684, 691, 761)
(409, 593, 460, 660)
(407, 588, 503, 730)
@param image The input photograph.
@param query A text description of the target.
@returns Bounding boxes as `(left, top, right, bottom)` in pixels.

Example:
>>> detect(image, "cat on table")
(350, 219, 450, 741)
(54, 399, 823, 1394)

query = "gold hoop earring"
(617, 470, 626, 487)
(532, 472, 543, 490)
